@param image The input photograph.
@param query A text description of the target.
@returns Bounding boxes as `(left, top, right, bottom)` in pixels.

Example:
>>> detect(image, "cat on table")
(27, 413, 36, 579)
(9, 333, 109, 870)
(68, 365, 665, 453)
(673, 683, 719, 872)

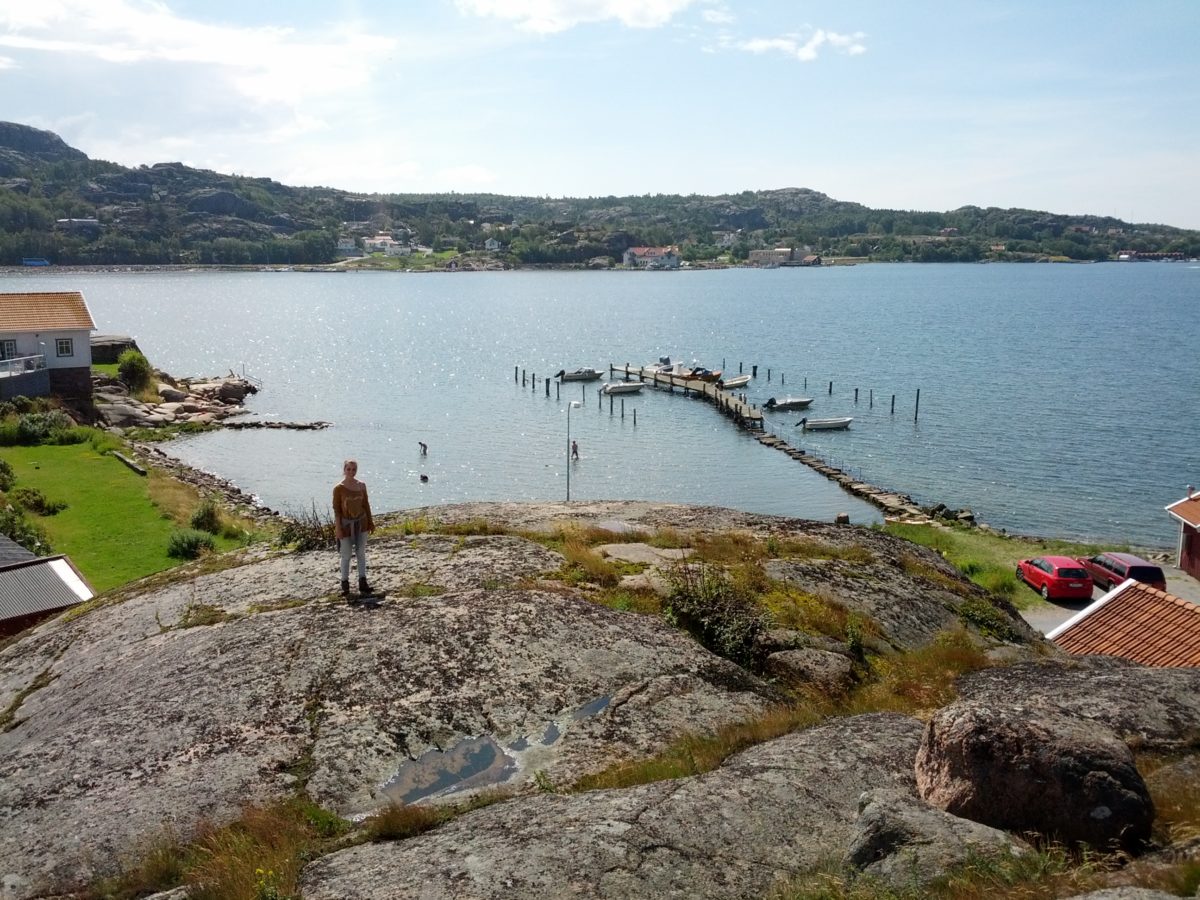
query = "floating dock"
(609, 364, 764, 430)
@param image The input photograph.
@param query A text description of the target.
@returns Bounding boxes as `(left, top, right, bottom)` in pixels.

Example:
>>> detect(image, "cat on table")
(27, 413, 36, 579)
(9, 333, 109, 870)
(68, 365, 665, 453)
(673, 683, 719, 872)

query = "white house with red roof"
(0, 291, 96, 400)
(622, 246, 680, 269)
(1167, 486, 1200, 581)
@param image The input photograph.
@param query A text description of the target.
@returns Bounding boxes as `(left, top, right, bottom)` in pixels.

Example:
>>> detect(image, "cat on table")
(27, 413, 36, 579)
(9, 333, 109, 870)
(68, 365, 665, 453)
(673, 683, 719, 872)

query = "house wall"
(1182, 523, 1199, 581)
(0, 605, 71, 638)
(0, 328, 93, 370)
(0, 368, 50, 400)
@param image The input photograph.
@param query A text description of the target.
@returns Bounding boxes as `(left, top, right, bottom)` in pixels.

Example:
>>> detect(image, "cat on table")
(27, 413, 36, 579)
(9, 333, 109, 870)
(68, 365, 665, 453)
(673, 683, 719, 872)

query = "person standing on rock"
(333, 459, 375, 599)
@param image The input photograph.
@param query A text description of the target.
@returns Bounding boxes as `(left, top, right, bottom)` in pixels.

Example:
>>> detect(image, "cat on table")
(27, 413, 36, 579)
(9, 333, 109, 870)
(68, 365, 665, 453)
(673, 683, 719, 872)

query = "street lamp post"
(566, 400, 581, 501)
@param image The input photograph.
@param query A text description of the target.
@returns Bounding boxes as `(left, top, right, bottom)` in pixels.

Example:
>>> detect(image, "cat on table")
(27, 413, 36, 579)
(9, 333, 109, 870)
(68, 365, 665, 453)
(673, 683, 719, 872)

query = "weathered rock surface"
(765, 647, 855, 693)
(0, 532, 778, 895)
(954, 657, 1200, 751)
(300, 713, 926, 899)
(1063, 891, 1183, 900)
(843, 788, 1030, 889)
(915, 700, 1155, 850)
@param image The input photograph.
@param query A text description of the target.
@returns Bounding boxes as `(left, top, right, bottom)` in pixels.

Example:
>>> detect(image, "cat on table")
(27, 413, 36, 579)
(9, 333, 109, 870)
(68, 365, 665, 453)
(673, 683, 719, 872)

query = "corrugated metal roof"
(0, 556, 94, 621)
(0, 292, 96, 333)
(0, 533, 36, 567)
(1048, 580, 1200, 668)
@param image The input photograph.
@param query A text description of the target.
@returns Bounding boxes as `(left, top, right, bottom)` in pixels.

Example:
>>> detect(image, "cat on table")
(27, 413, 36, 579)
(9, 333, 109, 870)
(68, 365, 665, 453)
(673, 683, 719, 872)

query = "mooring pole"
(890, 394, 895, 415)
(514, 365, 518, 383)
(609, 394, 613, 415)
(633, 408, 637, 426)
(620, 398, 625, 419)
(828, 381, 833, 395)
(915, 388, 921, 422)
(854, 388, 859, 403)
(869, 389, 873, 408)
(522, 368, 526, 386)
(555, 382, 560, 400)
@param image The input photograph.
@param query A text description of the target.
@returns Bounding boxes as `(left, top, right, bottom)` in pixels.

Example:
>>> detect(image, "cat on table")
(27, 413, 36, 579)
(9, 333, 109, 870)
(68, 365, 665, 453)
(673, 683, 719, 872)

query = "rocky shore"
(0, 501, 1197, 898)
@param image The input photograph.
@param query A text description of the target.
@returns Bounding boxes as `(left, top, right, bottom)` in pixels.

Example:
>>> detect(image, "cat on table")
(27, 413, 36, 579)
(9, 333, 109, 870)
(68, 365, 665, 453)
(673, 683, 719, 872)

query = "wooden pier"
(610, 364, 764, 430)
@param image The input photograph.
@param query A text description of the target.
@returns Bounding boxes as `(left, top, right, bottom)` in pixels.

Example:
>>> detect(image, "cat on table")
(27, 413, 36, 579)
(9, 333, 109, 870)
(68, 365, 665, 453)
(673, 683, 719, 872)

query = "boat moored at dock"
(796, 416, 853, 431)
(764, 396, 814, 411)
(556, 367, 603, 382)
(601, 381, 645, 395)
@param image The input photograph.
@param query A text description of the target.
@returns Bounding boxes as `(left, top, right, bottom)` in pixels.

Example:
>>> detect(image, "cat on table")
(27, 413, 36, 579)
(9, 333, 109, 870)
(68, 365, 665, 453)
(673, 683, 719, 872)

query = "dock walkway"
(610, 365, 763, 429)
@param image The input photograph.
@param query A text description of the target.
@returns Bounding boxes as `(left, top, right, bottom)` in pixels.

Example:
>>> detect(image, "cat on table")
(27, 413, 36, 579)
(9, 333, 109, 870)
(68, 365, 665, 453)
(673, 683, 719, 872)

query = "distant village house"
(484, 237, 503, 252)
(0, 291, 96, 400)
(622, 247, 680, 269)
(748, 248, 821, 267)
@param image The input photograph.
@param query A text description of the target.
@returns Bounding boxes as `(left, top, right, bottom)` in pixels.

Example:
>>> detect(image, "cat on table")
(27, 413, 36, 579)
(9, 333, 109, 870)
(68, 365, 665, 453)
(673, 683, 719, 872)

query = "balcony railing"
(0, 354, 47, 378)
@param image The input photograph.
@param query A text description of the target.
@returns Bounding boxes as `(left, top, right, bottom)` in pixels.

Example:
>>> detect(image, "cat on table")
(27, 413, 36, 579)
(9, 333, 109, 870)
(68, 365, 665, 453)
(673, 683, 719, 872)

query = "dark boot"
(341, 579, 351, 602)
(358, 577, 373, 596)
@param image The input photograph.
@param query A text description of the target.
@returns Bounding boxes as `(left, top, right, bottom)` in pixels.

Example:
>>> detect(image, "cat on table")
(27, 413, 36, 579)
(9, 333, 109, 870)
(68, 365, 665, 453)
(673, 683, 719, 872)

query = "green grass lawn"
(92, 363, 120, 378)
(882, 521, 1113, 608)
(2, 443, 248, 592)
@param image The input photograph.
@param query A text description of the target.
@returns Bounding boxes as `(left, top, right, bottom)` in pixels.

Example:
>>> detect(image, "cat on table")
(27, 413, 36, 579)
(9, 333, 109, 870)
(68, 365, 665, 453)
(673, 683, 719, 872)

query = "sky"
(0, 0, 1197, 227)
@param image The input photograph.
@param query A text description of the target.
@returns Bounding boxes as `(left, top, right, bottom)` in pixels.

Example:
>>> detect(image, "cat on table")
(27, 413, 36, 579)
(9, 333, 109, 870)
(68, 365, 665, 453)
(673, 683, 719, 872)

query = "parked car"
(1077, 552, 1167, 592)
(1016, 556, 1094, 601)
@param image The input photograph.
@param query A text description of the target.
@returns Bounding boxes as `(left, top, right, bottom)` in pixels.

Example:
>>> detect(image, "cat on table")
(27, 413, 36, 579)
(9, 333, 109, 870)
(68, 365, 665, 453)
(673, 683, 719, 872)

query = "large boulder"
(765, 647, 855, 694)
(914, 700, 1154, 851)
(954, 657, 1200, 752)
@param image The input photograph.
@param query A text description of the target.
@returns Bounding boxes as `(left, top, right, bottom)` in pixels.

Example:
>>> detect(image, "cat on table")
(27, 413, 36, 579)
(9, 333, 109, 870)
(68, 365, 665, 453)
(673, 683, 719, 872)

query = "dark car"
(1077, 552, 1167, 592)
(1016, 556, 1094, 600)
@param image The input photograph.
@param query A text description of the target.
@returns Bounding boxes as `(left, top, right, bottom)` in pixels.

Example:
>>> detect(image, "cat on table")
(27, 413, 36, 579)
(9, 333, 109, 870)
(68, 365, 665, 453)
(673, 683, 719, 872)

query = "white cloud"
(0, 1, 395, 104)
(0, 54, 14, 69)
(734, 28, 866, 62)
(455, 0, 699, 34)
(701, 7, 734, 25)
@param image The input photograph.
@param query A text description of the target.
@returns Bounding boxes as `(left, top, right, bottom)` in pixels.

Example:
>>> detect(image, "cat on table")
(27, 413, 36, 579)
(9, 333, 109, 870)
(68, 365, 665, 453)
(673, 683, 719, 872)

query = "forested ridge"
(2, 121, 1197, 267)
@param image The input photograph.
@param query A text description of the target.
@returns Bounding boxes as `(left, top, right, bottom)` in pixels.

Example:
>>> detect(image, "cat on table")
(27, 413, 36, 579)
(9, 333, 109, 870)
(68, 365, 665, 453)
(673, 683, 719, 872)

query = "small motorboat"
(764, 396, 814, 411)
(601, 381, 644, 395)
(556, 367, 603, 382)
(796, 416, 853, 431)
(718, 374, 751, 390)
(690, 367, 723, 382)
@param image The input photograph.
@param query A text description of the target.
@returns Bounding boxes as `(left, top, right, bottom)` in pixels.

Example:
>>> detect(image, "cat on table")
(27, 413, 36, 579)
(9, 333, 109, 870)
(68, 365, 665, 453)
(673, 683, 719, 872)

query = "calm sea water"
(5, 264, 1197, 547)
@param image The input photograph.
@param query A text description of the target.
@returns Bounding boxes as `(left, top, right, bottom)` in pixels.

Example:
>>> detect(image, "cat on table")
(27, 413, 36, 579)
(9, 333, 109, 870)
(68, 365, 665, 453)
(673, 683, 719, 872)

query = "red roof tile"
(1048, 581, 1200, 667)
(0, 292, 96, 332)
(1167, 493, 1200, 528)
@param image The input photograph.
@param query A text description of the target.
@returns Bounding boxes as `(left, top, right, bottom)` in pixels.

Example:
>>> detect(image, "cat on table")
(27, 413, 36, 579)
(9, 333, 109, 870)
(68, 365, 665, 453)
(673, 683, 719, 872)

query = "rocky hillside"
(3, 121, 1197, 267)
(1, 501, 1198, 899)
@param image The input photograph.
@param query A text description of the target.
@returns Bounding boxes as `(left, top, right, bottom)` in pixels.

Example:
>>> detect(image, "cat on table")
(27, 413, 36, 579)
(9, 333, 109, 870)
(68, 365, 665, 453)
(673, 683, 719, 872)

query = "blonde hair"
(342, 459, 358, 471)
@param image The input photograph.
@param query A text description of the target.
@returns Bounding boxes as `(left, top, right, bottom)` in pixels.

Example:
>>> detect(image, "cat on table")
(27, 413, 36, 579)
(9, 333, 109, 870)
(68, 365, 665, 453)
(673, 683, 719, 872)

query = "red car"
(1077, 552, 1167, 592)
(1016, 556, 1094, 600)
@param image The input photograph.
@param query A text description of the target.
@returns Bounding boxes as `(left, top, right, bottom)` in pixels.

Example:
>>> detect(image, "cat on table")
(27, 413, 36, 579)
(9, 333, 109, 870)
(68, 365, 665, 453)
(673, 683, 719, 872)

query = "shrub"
(0, 504, 50, 554)
(117, 349, 153, 391)
(0, 401, 13, 419)
(278, 503, 334, 551)
(9, 410, 77, 446)
(10, 486, 67, 516)
(8, 395, 32, 414)
(168, 528, 216, 560)
(664, 563, 769, 668)
(0, 458, 13, 491)
(190, 500, 223, 535)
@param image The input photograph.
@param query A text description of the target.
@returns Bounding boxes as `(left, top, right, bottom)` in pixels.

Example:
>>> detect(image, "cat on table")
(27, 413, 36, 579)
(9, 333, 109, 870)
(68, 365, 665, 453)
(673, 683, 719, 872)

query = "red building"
(1166, 487, 1200, 581)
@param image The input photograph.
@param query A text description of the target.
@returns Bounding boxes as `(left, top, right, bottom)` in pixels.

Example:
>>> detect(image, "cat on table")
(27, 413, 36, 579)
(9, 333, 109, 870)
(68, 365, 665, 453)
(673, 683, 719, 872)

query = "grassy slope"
(2, 443, 244, 592)
(882, 521, 1112, 609)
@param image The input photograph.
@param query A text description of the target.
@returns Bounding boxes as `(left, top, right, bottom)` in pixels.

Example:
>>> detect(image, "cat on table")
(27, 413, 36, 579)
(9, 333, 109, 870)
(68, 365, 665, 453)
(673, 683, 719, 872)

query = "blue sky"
(1, 1, 1197, 227)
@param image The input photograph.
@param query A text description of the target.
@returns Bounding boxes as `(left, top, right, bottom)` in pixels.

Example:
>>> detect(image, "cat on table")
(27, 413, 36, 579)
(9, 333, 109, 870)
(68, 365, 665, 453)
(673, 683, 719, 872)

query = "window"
(0, 340, 15, 360)
(56, 338, 74, 358)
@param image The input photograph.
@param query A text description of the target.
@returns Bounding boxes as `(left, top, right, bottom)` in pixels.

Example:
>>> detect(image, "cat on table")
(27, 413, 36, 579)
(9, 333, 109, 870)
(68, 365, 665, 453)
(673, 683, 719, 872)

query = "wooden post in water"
(752, 365, 758, 378)
(781, 373, 785, 385)
(633, 408, 637, 426)
(556, 382, 560, 400)
(804, 376, 807, 390)
(828, 381, 833, 395)
(890, 394, 895, 415)
(532, 373, 536, 391)
(869, 389, 873, 408)
(739, 361, 743, 373)
(767, 368, 771, 381)
(621, 399, 625, 419)
(545, 378, 550, 397)
(609, 394, 613, 415)
(854, 388, 859, 403)
(514, 365, 518, 383)
(914, 388, 921, 422)
(522, 368, 526, 386)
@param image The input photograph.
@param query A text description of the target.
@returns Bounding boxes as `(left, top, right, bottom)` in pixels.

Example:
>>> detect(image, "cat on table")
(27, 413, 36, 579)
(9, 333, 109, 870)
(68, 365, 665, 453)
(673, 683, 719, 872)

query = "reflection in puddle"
(380, 694, 611, 806)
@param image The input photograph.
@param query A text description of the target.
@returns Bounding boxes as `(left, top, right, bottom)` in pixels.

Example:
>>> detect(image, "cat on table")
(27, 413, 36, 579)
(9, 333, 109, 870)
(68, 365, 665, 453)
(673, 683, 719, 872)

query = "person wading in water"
(333, 459, 375, 600)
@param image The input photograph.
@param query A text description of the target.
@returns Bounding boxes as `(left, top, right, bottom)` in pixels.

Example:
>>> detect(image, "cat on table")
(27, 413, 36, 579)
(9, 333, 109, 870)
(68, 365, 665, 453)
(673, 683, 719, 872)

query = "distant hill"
(1, 121, 1196, 266)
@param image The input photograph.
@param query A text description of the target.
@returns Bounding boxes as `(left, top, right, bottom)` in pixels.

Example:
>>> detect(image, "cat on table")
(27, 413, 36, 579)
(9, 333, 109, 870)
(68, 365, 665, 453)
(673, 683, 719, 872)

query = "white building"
(0, 291, 96, 399)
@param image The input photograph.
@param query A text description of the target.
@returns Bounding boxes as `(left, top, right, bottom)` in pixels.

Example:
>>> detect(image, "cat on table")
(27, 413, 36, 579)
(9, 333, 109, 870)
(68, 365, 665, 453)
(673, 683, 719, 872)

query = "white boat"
(601, 381, 644, 395)
(556, 367, 603, 382)
(764, 396, 813, 411)
(718, 374, 751, 390)
(796, 416, 853, 431)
